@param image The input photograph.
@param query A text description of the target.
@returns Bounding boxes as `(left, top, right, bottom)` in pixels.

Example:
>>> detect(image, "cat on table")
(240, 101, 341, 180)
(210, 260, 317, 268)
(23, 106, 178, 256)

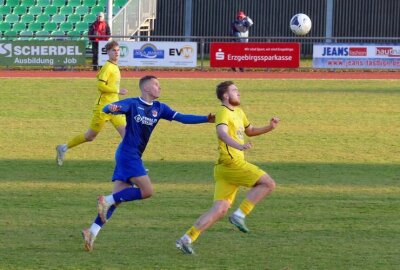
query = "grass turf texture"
(0, 78, 399, 269)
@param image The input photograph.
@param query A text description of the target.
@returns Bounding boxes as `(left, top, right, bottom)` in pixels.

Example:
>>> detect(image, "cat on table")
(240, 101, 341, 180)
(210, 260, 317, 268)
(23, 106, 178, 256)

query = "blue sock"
(112, 187, 142, 203)
(94, 204, 117, 227)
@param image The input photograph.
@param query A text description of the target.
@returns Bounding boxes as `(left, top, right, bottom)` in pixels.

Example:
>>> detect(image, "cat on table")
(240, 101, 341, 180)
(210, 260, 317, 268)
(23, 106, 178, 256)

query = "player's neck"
(222, 101, 235, 110)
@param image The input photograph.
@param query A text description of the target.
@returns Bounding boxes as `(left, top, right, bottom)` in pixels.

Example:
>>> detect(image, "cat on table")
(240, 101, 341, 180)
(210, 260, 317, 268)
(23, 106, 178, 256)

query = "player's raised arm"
(245, 117, 280, 137)
(172, 112, 215, 124)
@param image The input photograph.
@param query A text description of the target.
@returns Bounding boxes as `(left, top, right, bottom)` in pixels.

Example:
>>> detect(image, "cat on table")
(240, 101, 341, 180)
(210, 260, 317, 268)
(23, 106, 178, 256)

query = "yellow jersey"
(95, 60, 121, 106)
(215, 105, 250, 163)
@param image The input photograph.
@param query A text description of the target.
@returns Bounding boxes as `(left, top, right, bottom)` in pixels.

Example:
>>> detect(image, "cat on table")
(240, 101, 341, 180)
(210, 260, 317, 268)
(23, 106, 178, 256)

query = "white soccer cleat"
(176, 238, 194, 254)
(56, 144, 67, 166)
(81, 228, 96, 252)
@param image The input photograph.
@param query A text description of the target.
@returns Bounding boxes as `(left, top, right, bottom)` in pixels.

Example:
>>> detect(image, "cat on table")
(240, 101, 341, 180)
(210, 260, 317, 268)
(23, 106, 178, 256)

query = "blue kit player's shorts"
(112, 149, 147, 184)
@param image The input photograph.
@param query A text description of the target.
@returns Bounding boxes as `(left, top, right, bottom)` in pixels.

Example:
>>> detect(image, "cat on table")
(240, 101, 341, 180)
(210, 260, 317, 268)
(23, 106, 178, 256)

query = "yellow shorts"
(213, 159, 266, 204)
(89, 107, 126, 132)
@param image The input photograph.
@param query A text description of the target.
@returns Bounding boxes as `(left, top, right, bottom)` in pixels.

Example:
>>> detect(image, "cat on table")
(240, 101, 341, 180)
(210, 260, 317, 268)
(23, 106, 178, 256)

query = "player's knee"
(140, 187, 154, 199)
(85, 134, 97, 141)
(261, 175, 276, 191)
(215, 201, 230, 217)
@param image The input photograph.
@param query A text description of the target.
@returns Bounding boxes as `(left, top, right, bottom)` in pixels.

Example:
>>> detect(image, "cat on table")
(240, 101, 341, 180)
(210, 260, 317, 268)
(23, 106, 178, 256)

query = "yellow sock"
(239, 199, 255, 216)
(185, 226, 201, 243)
(67, 134, 87, 149)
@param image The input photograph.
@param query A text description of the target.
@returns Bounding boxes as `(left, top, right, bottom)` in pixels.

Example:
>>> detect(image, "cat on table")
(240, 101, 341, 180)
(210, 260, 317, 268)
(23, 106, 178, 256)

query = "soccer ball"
(290, 13, 312, 35)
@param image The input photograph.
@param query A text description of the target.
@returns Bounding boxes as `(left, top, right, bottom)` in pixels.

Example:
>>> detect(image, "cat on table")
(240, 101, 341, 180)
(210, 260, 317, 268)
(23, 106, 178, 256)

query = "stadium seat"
(19, 29, 33, 40)
(36, 14, 50, 23)
(52, 14, 66, 23)
(43, 6, 58, 16)
(75, 6, 89, 16)
(68, 29, 81, 39)
(0, 6, 12, 17)
(67, 14, 81, 23)
(75, 21, 88, 32)
(112, 6, 120, 15)
(114, 0, 127, 7)
(68, 0, 81, 7)
(52, 0, 66, 9)
(28, 6, 44, 17)
(34, 30, 49, 40)
(28, 22, 43, 32)
(0, 22, 11, 32)
(59, 21, 73, 31)
(21, 0, 35, 7)
(3, 30, 18, 40)
(90, 6, 104, 15)
(12, 22, 26, 32)
(59, 6, 73, 15)
(5, 14, 19, 23)
(50, 30, 66, 40)
(97, 0, 106, 6)
(83, 0, 96, 6)
(20, 14, 34, 24)
(83, 13, 96, 24)
(36, 0, 51, 7)
(44, 22, 58, 32)
(12, 6, 27, 16)
(5, 0, 19, 7)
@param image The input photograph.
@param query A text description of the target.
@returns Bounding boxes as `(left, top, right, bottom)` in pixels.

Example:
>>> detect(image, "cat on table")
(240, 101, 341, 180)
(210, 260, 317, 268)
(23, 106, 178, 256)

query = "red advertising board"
(210, 42, 300, 68)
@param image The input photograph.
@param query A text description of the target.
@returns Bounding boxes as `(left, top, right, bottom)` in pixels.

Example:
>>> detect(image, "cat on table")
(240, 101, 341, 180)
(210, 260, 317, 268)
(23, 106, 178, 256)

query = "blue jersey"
(107, 97, 176, 158)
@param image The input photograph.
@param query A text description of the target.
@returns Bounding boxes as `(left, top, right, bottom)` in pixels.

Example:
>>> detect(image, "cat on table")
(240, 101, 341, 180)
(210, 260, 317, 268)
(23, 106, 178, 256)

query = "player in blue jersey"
(81, 75, 215, 251)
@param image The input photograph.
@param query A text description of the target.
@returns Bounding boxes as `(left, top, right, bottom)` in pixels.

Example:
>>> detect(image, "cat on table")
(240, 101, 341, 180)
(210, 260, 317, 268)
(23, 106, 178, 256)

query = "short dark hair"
(216, 81, 234, 101)
(105, 40, 119, 52)
(139, 75, 158, 90)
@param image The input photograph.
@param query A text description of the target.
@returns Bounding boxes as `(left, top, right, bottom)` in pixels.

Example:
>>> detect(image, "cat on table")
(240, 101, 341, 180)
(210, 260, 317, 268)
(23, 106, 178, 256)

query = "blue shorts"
(112, 151, 147, 184)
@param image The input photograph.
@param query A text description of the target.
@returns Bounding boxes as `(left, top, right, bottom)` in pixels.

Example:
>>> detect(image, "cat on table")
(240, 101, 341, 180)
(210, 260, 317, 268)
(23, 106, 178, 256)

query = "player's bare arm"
(245, 116, 280, 137)
(217, 124, 252, 151)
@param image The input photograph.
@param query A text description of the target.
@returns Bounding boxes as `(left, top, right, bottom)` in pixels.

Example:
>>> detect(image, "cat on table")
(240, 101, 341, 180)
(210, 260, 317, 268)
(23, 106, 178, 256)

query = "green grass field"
(0, 77, 399, 270)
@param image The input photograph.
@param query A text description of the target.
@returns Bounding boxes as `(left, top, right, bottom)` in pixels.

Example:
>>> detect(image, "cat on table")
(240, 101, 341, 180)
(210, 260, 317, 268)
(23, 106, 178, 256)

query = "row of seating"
(0, 5, 106, 18)
(1, 21, 89, 32)
(1, 29, 89, 40)
(1, 0, 126, 7)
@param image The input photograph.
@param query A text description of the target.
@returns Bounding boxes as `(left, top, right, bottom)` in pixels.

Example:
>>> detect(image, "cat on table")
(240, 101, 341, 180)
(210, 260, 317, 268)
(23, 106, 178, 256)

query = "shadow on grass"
(0, 159, 399, 186)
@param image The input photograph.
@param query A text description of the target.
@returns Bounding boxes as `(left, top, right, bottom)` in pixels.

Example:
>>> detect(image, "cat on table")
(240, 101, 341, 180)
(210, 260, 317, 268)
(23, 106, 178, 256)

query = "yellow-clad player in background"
(56, 40, 128, 166)
(176, 80, 279, 254)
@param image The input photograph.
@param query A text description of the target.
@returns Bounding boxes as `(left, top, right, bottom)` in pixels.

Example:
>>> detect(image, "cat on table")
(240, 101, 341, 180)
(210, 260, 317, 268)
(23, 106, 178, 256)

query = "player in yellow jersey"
(176, 81, 280, 254)
(56, 41, 128, 166)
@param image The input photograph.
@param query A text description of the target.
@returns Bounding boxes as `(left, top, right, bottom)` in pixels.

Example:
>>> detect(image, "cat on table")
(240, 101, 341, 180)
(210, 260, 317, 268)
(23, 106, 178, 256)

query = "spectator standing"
(230, 11, 253, 72)
(88, 12, 111, 71)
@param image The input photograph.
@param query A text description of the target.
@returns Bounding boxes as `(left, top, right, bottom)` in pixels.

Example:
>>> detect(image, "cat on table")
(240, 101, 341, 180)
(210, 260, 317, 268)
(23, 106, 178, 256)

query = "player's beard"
(229, 98, 240, 106)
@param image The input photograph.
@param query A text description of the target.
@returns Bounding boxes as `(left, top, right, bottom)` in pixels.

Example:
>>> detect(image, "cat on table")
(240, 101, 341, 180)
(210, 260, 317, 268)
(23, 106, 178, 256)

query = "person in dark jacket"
(231, 11, 253, 72)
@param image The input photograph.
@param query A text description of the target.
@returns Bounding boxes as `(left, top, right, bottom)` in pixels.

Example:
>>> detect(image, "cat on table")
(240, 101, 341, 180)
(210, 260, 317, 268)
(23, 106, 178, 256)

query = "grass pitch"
(0, 77, 399, 269)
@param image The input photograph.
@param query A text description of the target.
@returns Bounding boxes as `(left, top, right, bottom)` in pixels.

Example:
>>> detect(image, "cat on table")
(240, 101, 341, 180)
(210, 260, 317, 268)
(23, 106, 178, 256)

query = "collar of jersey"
(139, 97, 153, 106)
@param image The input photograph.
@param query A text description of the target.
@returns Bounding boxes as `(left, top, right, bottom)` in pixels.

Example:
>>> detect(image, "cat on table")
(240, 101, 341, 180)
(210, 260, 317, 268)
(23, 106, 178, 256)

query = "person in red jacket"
(88, 12, 111, 71)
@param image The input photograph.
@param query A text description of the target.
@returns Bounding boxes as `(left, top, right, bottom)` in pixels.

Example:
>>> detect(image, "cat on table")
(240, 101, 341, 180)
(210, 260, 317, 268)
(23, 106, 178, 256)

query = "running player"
(176, 80, 279, 254)
(81, 75, 215, 251)
(56, 40, 128, 166)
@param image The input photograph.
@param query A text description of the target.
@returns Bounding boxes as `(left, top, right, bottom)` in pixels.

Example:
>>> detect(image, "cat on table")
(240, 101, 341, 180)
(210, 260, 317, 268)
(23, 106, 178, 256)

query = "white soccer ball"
(290, 13, 312, 35)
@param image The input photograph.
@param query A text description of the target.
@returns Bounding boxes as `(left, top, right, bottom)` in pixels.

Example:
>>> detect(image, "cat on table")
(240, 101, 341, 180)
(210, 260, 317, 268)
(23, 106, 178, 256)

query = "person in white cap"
(88, 12, 111, 71)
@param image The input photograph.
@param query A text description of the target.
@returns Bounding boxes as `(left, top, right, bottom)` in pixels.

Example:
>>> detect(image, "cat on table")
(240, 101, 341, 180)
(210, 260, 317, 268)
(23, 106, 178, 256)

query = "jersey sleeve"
(159, 103, 177, 121)
(97, 66, 119, 94)
(103, 98, 131, 114)
(216, 107, 229, 126)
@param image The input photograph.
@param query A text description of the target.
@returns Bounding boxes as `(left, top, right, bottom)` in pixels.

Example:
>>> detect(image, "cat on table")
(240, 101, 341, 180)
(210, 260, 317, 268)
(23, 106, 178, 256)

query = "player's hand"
(240, 141, 253, 151)
(109, 104, 121, 112)
(270, 117, 280, 129)
(207, 113, 216, 123)
(119, 88, 128, 95)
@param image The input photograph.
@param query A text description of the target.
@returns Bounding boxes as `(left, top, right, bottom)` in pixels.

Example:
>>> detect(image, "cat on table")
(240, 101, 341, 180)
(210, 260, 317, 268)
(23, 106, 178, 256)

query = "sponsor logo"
(215, 49, 225, 60)
(349, 47, 367, 56)
(134, 114, 158, 126)
(151, 110, 158, 117)
(322, 47, 349, 56)
(376, 47, 400, 57)
(119, 45, 129, 58)
(0, 43, 12, 57)
(134, 43, 164, 59)
(169, 46, 194, 59)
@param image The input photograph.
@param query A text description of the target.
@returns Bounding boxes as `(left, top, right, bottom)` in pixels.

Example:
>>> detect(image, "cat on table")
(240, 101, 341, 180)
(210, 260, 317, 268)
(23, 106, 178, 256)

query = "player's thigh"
(213, 179, 239, 205)
(89, 109, 110, 132)
(215, 161, 266, 187)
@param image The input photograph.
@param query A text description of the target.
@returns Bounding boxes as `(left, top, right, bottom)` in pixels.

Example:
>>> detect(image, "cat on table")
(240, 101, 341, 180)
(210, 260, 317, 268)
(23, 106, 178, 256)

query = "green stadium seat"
(90, 6, 104, 15)
(59, 21, 73, 31)
(44, 22, 58, 31)
(3, 30, 18, 40)
(20, 14, 34, 23)
(28, 6, 43, 16)
(112, 6, 120, 15)
(52, 0, 66, 8)
(59, 6, 73, 15)
(114, 0, 127, 7)
(36, 0, 51, 7)
(67, 13, 81, 23)
(12, 6, 27, 15)
(0, 22, 12, 32)
(19, 29, 33, 40)
(68, 0, 81, 7)
(75, 6, 89, 16)
(12, 22, 26, 32)
(83, 0, 95, 6)
(36, 14, 50, 23)
(34, 30, 49, 40)
(0, 6, 12, 17)
(97, 0, 106, 6)
(74, 21, 88, 32)
(67, 29, 81, 39)
(83, 13, 96, 23)
(50, 29, 66, 39)
(20, 0, 35, 7)
(5, 14, 19, 23)
(28, 22, 43, 32)
(5, 0, 19, 7)
(44, 6, 57, 15)
(52, 14, 66, 23)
